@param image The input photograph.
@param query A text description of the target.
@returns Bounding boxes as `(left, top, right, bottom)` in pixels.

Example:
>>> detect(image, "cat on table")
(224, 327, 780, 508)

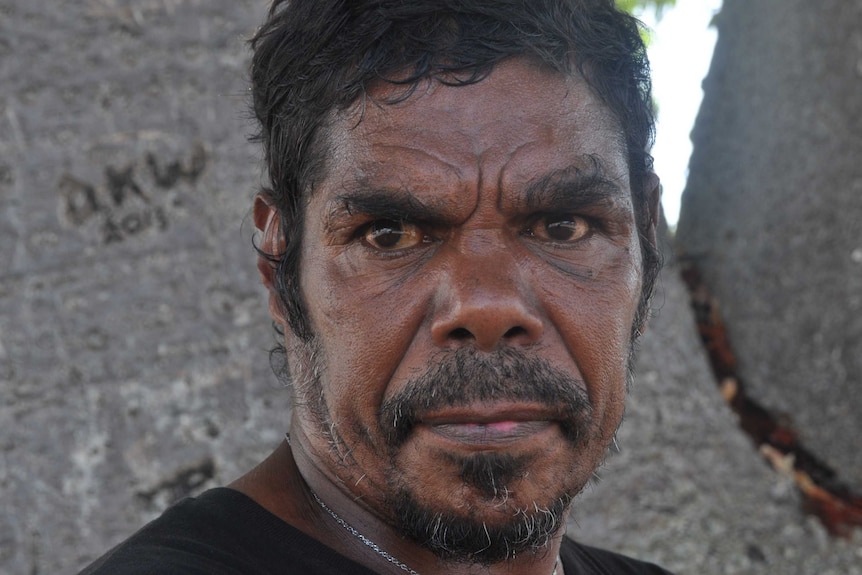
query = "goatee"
(379, 347, 592, 564)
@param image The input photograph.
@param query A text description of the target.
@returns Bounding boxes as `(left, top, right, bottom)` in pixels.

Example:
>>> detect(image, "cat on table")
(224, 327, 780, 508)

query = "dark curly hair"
(249, 0, 659, 342)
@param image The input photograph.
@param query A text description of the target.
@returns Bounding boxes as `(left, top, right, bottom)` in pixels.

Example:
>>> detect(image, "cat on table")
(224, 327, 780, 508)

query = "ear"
(254, 194, 288, 326)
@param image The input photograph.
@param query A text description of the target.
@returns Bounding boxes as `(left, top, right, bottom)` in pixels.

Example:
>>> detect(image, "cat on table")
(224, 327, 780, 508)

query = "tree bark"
(677, 0, 862, 490)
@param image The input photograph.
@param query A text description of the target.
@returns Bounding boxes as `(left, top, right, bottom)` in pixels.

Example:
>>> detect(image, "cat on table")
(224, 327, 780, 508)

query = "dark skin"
(235, 58, 660, 575)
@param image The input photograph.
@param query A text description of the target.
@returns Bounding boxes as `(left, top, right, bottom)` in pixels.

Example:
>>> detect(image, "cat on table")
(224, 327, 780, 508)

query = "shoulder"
(76, 489, 262, 575)
(76, 488, 374, 575)
(560, 537, 675, 575)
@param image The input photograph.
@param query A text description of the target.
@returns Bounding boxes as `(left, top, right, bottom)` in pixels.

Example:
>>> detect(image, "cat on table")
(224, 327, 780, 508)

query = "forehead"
(322, 58, 627, 204)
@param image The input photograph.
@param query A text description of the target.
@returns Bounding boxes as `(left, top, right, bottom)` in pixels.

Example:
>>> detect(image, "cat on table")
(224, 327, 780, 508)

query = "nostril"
(431, 297, 544, 350)
(450, 327, 473, 341)
(503, 326, 527, 339)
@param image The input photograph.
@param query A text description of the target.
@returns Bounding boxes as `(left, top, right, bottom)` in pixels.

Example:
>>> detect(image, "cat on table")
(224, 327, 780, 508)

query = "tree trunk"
(677, 0, 862, 490)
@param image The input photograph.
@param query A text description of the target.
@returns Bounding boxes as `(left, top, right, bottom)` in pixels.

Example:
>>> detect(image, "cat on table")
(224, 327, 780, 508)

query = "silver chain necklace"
(288, 434, 559, 575)
(310, 487, 421, 575)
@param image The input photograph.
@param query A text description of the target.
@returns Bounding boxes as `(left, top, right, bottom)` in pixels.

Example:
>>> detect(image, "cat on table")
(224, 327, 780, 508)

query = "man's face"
(286, 58, 647, 560)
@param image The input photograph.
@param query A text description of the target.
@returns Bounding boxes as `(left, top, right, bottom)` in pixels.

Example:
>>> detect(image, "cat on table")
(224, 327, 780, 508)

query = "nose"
(430, 249, 544, 352)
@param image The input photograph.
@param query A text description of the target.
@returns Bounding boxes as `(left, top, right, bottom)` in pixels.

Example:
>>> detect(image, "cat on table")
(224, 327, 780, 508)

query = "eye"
(362, 219, 426, 250)
(527, 214, 591, 243)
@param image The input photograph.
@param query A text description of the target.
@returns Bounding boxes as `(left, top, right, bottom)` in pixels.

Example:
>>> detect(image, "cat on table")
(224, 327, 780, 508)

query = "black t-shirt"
(78, 488, 673, 574)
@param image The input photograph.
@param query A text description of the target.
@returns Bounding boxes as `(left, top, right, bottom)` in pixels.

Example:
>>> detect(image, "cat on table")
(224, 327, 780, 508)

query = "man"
(81, 0, 670, 573)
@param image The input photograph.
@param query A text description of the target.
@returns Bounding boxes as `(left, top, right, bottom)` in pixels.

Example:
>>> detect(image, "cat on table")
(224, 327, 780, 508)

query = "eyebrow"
(520, 155, 628, 213)
(327, 186, 450, 228)
(326, 155, 629, 227)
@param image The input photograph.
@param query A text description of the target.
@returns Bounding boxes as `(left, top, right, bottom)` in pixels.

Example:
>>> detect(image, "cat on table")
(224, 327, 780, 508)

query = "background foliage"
(616, 0, 677, 16)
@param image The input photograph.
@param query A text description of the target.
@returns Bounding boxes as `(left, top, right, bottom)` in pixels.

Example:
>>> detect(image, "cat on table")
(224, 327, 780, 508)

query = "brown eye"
(529, 215, 590, 243)
(363, 219, 425, 250)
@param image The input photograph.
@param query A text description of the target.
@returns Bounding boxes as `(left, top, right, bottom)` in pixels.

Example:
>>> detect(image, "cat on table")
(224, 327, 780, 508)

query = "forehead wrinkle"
(366, 142, 469, 182)
(488, 139, 535, 213)
(365, 140, 483, 221)
(327, 104, 469, 190)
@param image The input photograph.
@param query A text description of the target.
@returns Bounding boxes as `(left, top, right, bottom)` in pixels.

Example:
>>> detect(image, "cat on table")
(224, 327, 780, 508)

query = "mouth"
(416, 404, 558, 449)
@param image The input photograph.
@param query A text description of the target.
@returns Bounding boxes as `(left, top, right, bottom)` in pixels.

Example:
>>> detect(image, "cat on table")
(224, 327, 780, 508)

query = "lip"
(416, 403, 558, 448)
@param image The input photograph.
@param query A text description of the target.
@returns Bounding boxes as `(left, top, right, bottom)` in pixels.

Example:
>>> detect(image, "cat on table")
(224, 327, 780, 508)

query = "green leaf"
(616, 0, 677, 19)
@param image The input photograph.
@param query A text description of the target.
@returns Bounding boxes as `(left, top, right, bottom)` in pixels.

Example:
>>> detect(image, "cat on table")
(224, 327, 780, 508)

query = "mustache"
(378, 347, 592, 448)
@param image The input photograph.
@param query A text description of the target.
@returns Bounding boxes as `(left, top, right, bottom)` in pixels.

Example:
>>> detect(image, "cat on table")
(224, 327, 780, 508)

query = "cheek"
(301, 250, 435, 411)
(535, 249, 640, 398)
(589, 244, 643, 343)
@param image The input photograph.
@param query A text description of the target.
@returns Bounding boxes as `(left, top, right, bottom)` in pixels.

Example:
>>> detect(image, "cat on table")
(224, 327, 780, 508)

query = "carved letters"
(58, 142, 206, 244)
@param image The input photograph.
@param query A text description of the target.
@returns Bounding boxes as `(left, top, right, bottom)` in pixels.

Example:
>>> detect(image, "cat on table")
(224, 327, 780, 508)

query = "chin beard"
(390, 455, 573, 565)
(378, 347, 594, 563)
